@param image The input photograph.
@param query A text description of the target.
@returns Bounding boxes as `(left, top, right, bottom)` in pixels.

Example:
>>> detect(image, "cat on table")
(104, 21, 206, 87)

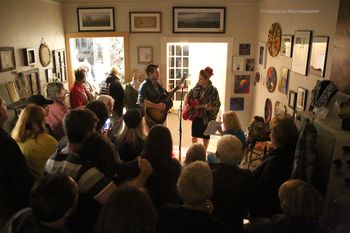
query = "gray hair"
(216, 135, 242, 165)
(184, 143, 206, 166)
(177, 161, 213, 205)
(46, 82, 65, 101)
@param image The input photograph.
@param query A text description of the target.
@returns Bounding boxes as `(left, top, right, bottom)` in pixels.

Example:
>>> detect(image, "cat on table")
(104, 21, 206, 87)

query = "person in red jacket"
(70, 67, 90, 109)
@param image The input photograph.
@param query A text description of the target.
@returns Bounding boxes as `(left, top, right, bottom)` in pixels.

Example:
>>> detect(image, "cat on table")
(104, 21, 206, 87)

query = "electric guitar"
(182, 98, 211, 121)
(145, 75, 187, 124)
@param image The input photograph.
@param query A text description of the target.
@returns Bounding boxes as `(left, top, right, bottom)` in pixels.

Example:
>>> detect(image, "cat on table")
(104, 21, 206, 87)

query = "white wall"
(252, 0, 340, 119)
(62, 0, 259, 129)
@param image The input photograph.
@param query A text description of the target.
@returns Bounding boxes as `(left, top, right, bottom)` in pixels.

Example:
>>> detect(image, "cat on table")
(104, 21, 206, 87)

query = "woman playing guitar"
(184, 67, 221, 150)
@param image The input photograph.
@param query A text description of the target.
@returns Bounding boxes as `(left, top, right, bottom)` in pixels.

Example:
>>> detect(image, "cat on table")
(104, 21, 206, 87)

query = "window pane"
(176, 46, 182, 56)
(183, 57, 188, 67)
(169, 45, 174, 56)
(176, 57, 182, 67)
(169, 57, 174, 67)
(169, 69, 174, 79)
(183, 46, 189, 56)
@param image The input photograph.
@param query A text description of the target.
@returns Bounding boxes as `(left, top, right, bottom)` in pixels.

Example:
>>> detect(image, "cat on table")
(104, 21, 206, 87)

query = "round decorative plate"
(265, 98, 272, 123)
(254, 72, 260, 85)
(267, 22, 282, 57)
(266, 67, 277, 92)
(39, 43, 51, 67)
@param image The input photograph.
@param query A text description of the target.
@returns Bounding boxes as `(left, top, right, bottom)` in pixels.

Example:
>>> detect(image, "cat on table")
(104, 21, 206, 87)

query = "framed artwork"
(288, 90, 297, 109)
(6, 81, 20, 102)
(39, 43, 51, 67)
(239, 43, 250, 55)
(16, 72, 31, 99)
(230, 97, 244, 111)
(23, 68, 41, 95)
(296, 87, 308, 110)
(266, 66, 277, 92)
(234, 75, 250, 94)
(45, 68, 53, 82)
(173, 7, 226, 33)
(130, 12, 161, 32)
(267, 22, 282, 57)
(245, 58, 255, 71)
(264, 98, 273, 123)
(0, 47, 16, 72)
(281, 35, 293, 57)
(77, 7, 115, 32)
(278, 67, 289, 95)
(258, 43, 267, 68)
(137, 46, 153, 64)
(292, 30, 312, 75)
(23, 48, 36, 66)
(309, 36, 329, 77)
(232, 56, 245, 71)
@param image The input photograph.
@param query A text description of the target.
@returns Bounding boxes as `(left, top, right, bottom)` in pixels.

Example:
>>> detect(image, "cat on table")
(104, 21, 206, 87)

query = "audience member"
(158, 161, 230, 233)
(3, 174, 78, 233)
(105, 66, 125, 117)
(184, 143, 206, 166)
(142, 125, 181, 211)
(250, 116, 299, 218)
(247, 179, 326, 233)
(97, 94, 114, 116)
(211, 135, 254, 232)
(11, 104, 58, 179)
(85, 100, 109, 133)
(218, 111, 247, 148)
(0, 98, 34, 226)
(44, 108, 152, 233)
(95, 183, 157, 233)
(46, 82, 69, 139)
(70, 67, 90, 109)
(117, 109, 147, 161)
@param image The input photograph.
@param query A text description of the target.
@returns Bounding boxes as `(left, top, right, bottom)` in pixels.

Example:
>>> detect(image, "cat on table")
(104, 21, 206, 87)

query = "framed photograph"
(296, 87, 308, 110)
(137, 46, 153, 64)
(292, 30, 312, 75)
(288, 90, 297, 109)
(239, 43, 251, 55)
(278, 67, 289, 95)
(230, 97, 244, 111)
(232, 56, 245, 71)
(0, 47, 16, 72)
(234, 75, 250, 94)
(6, 81, 20, 102)
(77, 7, 115, 32)
(281, 35, 293, 57)
(267, 23, 282, 57)
(309, 36, 329, 77)
(130, 12, 161, 33)
(173, 7, 226, 33)
(23, 48, 36, 66)
(258, 43, 267, 69)
(245, 58, 255, 71)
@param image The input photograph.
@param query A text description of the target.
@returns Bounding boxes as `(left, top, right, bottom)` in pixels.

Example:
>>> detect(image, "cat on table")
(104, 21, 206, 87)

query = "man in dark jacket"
(250, 117, 299, 218)
(105, 67, 124, 117)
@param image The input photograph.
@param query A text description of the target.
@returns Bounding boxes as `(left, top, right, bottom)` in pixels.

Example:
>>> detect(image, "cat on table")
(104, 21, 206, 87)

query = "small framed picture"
(239, 43, 251, 55)
(77, 7, 115, 32)
(281, 35, 293, 57)
(137, 46, 153, 64)
(288, 90, 297, 110)
(309, 36, 329, 77)
(258, 42, 267, 69)
(130, 12, 161, 33)
(0, 47, 16, 72)
(232, 56, 245, 71)
(245, 58, 255, 71)
(292, 30, 312, 75)
(296, 87, 308, 110)
(23, 48, 36, 66)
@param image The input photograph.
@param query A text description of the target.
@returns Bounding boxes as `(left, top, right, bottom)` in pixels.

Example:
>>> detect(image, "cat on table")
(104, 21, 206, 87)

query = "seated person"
(250, 116, 299, 218)
(211, 135, 254, 232)
(116, 109, 147, 162)
(184, 143, 206, 166)
(158, 161, 230, 233)
(247, 179, 326, 233)
(0, 98, 34, 226)
(95, 183, 157, 233)
(3, 174, 78, 233)
(45, 82, 69, 140)
(218, 111, 247, 148)
(11, 104, 58, 179)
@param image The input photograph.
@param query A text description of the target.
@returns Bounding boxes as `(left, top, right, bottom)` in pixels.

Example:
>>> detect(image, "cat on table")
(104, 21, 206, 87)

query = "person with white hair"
(97, 94, 114, 116)
(158, 161, 230, 233)
(211, 135, 254, 233)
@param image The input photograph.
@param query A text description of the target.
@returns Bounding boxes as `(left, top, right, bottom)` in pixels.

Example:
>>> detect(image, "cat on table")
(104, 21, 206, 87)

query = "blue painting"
(230, 97, 244, 111)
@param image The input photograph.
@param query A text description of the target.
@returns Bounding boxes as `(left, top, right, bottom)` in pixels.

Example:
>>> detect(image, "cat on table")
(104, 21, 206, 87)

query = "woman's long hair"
(117, 118, 147, 150)
(11, 104, 46, 142)
(223, 111, 242, 131)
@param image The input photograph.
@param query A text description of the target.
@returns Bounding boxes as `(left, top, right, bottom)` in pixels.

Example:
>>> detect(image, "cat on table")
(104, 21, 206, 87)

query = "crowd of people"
(0, 64, 329, 233)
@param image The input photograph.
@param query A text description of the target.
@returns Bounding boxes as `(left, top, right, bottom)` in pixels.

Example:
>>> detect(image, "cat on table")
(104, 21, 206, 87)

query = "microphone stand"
(178, 85, 184, 162)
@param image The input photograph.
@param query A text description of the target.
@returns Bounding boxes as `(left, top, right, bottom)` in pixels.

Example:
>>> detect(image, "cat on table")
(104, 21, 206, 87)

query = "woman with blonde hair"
(218, 111, 247, 148)
(11, 104, 58, 178)
(184, 143, 206, 166)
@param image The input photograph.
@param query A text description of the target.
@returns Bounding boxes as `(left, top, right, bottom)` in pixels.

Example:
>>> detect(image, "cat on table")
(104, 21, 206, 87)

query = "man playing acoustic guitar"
(184, 67, 221, 150)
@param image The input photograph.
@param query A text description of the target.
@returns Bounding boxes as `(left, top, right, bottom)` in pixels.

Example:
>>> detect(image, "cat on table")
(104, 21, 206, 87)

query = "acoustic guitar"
(145, 75, 187, 124)
(182, 98, 210, 121)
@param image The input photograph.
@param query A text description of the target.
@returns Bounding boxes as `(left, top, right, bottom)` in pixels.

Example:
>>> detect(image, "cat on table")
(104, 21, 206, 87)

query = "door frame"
(65, 32, 130, 88)
(160, 36, 234, 113)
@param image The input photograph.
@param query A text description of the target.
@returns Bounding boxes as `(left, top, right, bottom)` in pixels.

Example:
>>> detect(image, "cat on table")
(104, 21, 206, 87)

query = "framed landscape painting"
(173, 7, 226, 33)
(130, 12, 161, 33)
(77, 7, 115, 32)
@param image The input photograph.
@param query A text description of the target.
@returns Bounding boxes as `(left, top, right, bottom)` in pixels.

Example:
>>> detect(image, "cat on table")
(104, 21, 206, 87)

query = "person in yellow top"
(11, 104, 58, 179)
